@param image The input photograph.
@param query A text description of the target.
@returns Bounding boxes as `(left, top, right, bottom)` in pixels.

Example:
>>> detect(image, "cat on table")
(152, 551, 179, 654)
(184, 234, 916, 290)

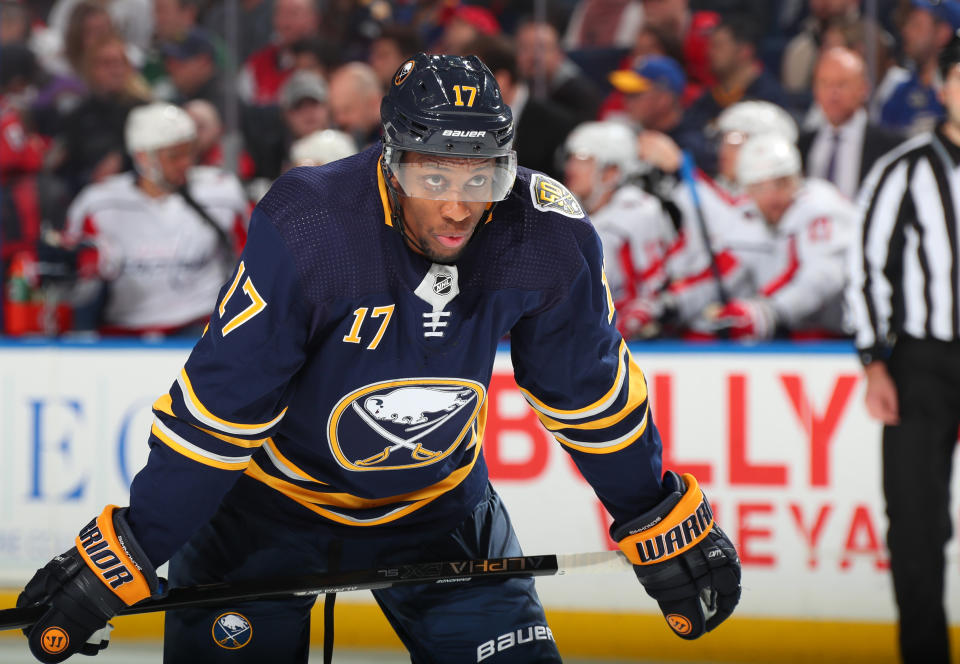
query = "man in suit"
(798, 47, 901, 200)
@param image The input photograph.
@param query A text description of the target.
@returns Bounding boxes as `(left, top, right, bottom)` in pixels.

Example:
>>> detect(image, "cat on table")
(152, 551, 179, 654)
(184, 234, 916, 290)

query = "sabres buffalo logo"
(328, 378, 484, 471)
(395, 60, 415, 86)
(530, 173, 584, 218)
(212, 612, 252, 649)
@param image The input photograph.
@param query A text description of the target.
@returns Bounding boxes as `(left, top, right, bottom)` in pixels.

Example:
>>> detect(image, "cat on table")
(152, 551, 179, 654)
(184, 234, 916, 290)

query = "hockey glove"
(703, 298, 776, 340)
(17, 505, 159, 663)
(612, 471, 741, 639)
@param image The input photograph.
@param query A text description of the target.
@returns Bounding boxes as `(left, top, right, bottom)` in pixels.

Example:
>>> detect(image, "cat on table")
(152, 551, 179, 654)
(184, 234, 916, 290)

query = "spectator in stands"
(64, 102, 248, 337)
(369, 25, 423, 91)
(239, 0, 319, 105)
(608, 55, 709, 168)
(1, 1, 31, 44)
(281, 70, 330, 143)
(289, 128, 357, 167)
(563, 0, 646, 49)
(54, 33, 150, 197)
(62, 1, 116, 76)
(685, 15, 788, 144)
(514, 17, 602, 123)
(328, 61, 383, 149)
(145, 0, 214, 91)
(638, 0, 719, 95)
(289, 36, 340, 82)
(798, 47, 902, 201)
(780, 0, 864, 94)
(185, 99, 256, 181)
(48, 0, 153, 56)
(698, 134, 855, 340)
(879, 0, 960, 136)
(432, 5, 500, 56)
(161, 28, 229, 118)
(470, 35, 578, 179)
(241, 68, 331, 181)
(203, 0, 274, 64)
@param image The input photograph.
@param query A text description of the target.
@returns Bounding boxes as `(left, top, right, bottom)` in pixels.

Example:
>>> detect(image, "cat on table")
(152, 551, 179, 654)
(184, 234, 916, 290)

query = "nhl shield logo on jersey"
(212, 612, 252, 650)
(434, 272, 453, 295)
(530, 174, 584, 218)
(328, 378, 485, 471)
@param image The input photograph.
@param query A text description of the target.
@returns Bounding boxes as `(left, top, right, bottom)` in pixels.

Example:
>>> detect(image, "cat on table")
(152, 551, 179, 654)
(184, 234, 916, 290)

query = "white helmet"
(716, 101, 798, 143)
(564, 121, 638, 177)
(736, 134, 801, 186)
(125, 102, 197, 155)
(290, 129, 358, 167)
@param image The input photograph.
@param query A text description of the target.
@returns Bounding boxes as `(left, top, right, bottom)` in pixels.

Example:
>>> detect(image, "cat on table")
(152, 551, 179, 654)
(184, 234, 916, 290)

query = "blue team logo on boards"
(212, 612, 252, 650)
(327, 378, 485, 471)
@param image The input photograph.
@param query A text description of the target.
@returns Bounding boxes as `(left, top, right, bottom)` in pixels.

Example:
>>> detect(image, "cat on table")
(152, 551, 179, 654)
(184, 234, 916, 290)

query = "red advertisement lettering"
(788, 503, 832, 569)
(737, 502, 775, 567)
(840, 504, 889, 571)
(484, 373, 550, 481)
(728, 374, 788, 486)
(780, 374, 859, 487)
(651, 374, 713, 483)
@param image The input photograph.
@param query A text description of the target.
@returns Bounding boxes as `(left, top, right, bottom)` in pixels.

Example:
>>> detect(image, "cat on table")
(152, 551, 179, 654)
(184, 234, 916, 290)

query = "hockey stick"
(0, 551, 631, 632)
(678, 152, 730, 306)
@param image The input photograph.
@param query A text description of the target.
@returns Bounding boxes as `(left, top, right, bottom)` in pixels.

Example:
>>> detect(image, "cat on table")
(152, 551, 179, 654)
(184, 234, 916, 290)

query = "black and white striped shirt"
(847, 128, 960, 365)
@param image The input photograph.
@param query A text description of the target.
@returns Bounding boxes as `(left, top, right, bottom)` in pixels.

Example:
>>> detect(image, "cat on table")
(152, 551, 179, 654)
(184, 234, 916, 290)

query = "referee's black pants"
(884, 337, 960, 664)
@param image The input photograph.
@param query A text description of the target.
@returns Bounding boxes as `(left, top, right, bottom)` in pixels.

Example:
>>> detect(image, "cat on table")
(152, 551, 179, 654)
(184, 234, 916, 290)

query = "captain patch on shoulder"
(529, 173, 584, 219)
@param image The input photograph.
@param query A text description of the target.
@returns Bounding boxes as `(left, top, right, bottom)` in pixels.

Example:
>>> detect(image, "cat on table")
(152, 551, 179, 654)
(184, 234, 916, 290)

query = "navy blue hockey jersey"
(127, 145, 663, 566)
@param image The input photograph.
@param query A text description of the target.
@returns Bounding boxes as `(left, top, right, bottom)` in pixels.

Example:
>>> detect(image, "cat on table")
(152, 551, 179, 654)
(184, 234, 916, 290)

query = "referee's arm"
(846, 154, 912, 425)
(847, 156, 912, 365)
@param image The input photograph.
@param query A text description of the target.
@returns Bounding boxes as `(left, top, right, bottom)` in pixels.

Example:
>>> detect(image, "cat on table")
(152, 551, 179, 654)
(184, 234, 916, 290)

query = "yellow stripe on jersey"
(552, 402, 649, 454)
(153, 394, 266, 449)
(263, 438, 327, 483)
(519, 340, 630, 420)
(177, 368, 287, 435)
(151, 418, 252, 471)
(534, 351, 648, 432)
(245, 406, 485, 526)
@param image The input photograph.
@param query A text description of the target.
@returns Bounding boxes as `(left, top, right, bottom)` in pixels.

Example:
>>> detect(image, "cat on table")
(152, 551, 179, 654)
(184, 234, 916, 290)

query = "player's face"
(155, 140, 196, 189)
(745, 175, 798, 225)
(396, 153, 495, 263)
(718, 131, 746, 182)
(563, 154, 597, 201)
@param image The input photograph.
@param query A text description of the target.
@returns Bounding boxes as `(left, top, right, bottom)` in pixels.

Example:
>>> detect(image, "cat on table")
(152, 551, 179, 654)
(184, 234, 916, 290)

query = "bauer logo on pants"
(212, 612, 252, 649)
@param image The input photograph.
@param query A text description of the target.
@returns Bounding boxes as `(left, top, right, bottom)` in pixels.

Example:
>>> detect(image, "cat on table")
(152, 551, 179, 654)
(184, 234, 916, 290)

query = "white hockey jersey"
(592, 183, 678, 302)
(65, 167, 249, 331)
(664, 172, 756, 323)
(707, 178, 856, 333)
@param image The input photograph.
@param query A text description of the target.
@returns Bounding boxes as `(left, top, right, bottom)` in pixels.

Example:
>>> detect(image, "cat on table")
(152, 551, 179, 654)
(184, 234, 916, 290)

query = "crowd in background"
(0, 0, 948, 339)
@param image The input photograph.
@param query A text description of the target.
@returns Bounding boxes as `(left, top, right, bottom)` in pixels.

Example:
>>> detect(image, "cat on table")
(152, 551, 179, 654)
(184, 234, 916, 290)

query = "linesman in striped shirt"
(847, 31, 960, 664)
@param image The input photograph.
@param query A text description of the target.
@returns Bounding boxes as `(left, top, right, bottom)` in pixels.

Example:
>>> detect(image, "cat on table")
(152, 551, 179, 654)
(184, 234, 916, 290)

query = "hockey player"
(63, 102, 249, 336)
(617, 100, 800, 336)
(16, 55, 740, 663)
(699, 133, 856, 339)
(562, 121, 678, 304)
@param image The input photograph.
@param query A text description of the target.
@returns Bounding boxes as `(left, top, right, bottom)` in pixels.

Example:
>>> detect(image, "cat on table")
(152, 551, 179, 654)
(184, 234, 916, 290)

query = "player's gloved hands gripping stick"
(17, 505, 159, 662)
(613, 471, 741, 639)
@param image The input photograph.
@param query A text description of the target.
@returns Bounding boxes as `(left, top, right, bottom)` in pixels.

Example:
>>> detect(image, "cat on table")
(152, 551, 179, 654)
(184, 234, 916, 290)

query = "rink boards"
(0, 339, 958, 662)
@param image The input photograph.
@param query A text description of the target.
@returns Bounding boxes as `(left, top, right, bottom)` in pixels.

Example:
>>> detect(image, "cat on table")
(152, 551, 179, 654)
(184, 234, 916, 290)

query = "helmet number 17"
(452, 85, 478, 107)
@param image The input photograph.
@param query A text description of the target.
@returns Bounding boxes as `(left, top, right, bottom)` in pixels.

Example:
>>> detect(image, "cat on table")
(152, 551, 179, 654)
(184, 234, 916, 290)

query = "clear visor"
(385, 149, 517, 202)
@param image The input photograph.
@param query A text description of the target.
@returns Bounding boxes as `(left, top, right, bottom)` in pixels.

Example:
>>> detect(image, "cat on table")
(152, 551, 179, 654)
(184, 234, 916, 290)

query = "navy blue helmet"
(380, 53, 517, 202)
